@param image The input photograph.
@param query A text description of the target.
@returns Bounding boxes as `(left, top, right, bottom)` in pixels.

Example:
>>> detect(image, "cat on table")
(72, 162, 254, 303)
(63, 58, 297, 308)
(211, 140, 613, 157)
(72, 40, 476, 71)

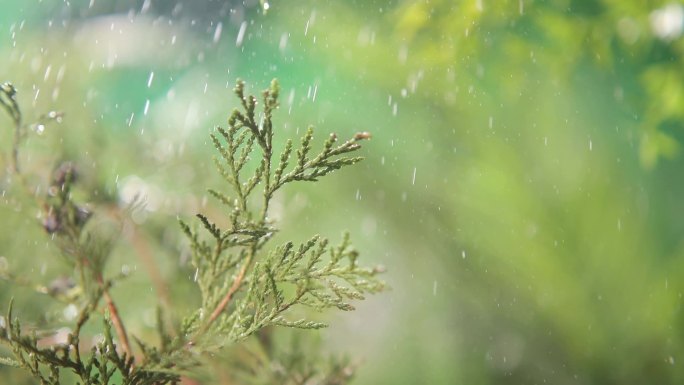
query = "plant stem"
(203, 250, 254, 333)
(97, 274, 133, 361)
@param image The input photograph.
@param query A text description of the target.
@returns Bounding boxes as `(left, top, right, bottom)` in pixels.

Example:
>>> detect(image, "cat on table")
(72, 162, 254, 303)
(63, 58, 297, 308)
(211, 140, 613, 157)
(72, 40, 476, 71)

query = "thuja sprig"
(0, 82, 22, 173)
(0, 84, 151, 384)
(1, 82, 63, 174)
(175, 79, 384, 348)
(0, 79, 384, 384)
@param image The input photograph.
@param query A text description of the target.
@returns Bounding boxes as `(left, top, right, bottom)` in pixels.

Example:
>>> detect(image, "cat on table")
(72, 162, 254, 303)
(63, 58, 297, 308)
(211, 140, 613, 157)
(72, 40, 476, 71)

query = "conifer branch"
(178, 79, 384, 351)
(0, 82, 22, 173)
(0, 78, 385, 384)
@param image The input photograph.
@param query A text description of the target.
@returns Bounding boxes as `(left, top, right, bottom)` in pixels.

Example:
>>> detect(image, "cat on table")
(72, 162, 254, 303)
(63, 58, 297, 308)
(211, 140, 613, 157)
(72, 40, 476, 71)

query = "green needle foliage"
(0, 79, 385, 384)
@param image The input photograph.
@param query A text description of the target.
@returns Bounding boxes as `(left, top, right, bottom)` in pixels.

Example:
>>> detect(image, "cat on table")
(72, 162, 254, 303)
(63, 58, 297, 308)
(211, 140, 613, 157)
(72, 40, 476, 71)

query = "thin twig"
(98, 275, 133, 361)
(207, 256, 251, 325)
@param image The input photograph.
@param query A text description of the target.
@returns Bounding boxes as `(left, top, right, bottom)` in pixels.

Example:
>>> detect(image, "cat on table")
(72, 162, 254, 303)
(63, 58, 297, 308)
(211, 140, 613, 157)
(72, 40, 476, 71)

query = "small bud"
(354, 131, 372, 141)
(48, 276, 76, 296)
(43, 211, 61, 234)
(74, 206, 92, 227)
(1, 83, 16, 98)
(52, 162, 77, 187)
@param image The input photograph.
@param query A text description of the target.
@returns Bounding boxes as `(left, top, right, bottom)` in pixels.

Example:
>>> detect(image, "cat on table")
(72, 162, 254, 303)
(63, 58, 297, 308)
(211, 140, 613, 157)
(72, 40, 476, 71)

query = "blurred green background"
(2, 0, 684, 384)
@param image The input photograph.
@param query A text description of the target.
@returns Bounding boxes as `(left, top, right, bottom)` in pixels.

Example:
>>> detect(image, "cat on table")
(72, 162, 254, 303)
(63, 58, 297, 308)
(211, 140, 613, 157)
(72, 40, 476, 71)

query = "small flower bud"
(52, 162, 77, 187)
(354, 131, 372, 141)
(43, 211, 61, 234)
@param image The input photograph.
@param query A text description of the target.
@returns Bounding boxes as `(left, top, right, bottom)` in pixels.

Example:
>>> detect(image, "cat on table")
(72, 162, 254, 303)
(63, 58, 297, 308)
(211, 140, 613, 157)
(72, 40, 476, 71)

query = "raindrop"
(433, 280, 438, 296)
(589, 139, 593, 151)
(43, 65, 51, 81)
(236, 21, 247, 46)
(140, 0, 151, 14)
(398, 45, 408, 64)
(127, 112, 135, 127)
(287, 88, 295, 114)
(279, 33, 288, 52)
(392, 103, 398, 116)
(193, 268, 199, 282)
(355, 189, 361, 200)
(56, 65, 66, 83)
(147, 71, 154, 88)
(412, 167, 417, 185)
(489, 116, 493, 129)
(519, 0, 524, 15)
(462, 250, 466, 259)
(213, 22, 223, 44)
(143, 99, 150, 115)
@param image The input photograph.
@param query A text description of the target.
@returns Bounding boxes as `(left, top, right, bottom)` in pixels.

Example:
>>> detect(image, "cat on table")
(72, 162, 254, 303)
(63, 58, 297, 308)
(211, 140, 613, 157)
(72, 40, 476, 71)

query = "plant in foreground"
(0, 79, 385, 384)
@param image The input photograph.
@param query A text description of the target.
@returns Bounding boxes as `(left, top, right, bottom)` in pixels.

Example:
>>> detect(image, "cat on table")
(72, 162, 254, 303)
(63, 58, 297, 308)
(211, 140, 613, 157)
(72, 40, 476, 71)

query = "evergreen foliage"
(0, 79, 384, 384)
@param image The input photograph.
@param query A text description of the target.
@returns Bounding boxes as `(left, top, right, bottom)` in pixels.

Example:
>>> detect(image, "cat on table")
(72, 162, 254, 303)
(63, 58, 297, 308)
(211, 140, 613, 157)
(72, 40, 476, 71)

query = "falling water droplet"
(147, 71, 154, 88)
(236, 21, 247, 46)
(140, 0, 151, 13)
(279, 33, 288, 52)
(213, 22, 223, 43)
(143, 99, 150, 115)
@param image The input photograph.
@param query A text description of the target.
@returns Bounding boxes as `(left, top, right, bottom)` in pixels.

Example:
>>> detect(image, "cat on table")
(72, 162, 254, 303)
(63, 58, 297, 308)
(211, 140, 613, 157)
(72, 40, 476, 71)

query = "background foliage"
(2, 0, 684, 384)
